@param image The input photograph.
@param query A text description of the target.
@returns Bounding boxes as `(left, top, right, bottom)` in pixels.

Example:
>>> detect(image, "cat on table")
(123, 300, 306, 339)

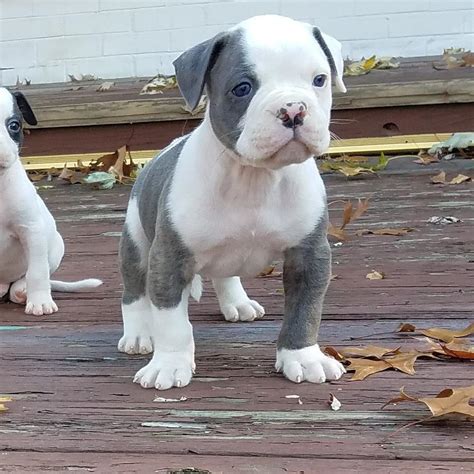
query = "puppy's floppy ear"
(12, 91, 38, 125)
(173, 32, 228, 111)
(312, 28, 346, 93)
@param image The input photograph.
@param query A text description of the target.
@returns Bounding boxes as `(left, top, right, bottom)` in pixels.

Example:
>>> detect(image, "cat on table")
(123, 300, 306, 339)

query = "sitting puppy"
(119, 15, 347, 389)
(0, 87, 102, 316)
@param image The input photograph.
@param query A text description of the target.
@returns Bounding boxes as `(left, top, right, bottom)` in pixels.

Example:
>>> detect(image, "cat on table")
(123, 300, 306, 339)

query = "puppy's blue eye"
(8, 120, 21, 133)
(313, 74, 327, 87)
(232, 82, 252, 97)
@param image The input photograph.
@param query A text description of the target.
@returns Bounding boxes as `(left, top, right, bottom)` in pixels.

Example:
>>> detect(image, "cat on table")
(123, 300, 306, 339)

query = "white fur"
(118, 296, 154, 355)
(168, 119, 327, 280)
(213, 277, 264, 322)
(276, 345, 346, 383)
(132, 289, 195, 390)
(0, 87, 102, 315)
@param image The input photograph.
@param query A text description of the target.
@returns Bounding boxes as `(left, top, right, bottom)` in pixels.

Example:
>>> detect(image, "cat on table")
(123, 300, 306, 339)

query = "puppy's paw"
(276, 344, 346, 384)
(221, 299, 265, 322)
(118, 334, 153, 355)
(133, 350, 195, 390)
(25, 293, 58, 316)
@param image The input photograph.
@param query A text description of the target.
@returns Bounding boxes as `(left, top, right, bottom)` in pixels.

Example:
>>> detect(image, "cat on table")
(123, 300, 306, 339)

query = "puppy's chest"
(171, 174, 325, 277)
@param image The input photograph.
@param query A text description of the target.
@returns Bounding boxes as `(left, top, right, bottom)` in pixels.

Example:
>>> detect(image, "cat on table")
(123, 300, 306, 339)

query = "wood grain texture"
(0, 172, 473, 472)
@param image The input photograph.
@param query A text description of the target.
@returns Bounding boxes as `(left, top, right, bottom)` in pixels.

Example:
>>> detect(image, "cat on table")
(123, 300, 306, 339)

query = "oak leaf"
(383, 386, 474, 418)
(430, 171, 446, 184)
(346, 358, 391, 380)
(339, 345, 400, 359)
(440, 340, 474, 360)
(397, 322, 474, 343)
(366, 270, 385, 280)
(449, 174, 471, 185)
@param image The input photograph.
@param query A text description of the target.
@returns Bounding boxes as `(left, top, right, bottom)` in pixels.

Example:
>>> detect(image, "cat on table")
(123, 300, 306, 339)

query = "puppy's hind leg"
(213, 277, 265, 322)
(9, 277, 27, 304)
(118, 208, 153, 355)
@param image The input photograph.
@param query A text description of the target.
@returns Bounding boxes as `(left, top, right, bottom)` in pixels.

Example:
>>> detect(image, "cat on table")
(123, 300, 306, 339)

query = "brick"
(429, 0, 473, 11)
(205, 1, 280, 25)
(0, 1, 34, 19)
(344, 36, 428, 59)
(321, 15, 389, 41)
(32, 0, 99, 16)
(133, 5, 206, 31)
(280, 1, 355, 21)
(170, 24, 228, 51)
(0, 15, 65, 41)
(1, 63, 66, 86)
(99, 0, 165, 11)
(65, 55, 135, 80)
(426, 33, 474, 55)
(134, 52, 177, 76)
(388, 11, 468, 37)
(36, 35, 103, 64)
(0, 39, 36, 68)
(64, 11, 132, 35)
(103, 30, 170, 55)
(353, 0, 429, 15)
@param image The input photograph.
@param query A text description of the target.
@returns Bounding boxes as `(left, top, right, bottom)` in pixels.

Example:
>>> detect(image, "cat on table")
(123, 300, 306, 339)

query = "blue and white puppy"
(119, 15, 347, 389)
(0, 87, 102, 315)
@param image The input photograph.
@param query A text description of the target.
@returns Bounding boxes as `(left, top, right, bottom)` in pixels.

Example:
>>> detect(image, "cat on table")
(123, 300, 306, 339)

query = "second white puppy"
(0, 87, 102, 316)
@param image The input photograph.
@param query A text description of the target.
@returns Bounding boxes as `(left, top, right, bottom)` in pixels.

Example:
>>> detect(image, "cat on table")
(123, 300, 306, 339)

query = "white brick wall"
(0, 0, 473, 85)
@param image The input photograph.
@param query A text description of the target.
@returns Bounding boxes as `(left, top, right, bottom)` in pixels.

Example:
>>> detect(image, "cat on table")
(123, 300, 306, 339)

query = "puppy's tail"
(50, 278, 103, 293)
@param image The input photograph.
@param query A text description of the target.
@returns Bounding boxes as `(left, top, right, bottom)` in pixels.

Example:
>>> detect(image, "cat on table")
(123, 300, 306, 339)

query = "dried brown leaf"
(397, 322, 474, 343)
(0, 396, 12, 412)
(346, 358, 391, 381)
(384, 386, 474, 418)
(366, 270, 385, 280)
(383, 351, 437, 376)
(449, 174, 471, 185)
(339, 345, 400, 359)
(327, 222, 347, 241)
(430, 171, 446, 184)
(356, 227, 414, 236)
(440, 340, 474, 360)
(324, 346, 345, 362)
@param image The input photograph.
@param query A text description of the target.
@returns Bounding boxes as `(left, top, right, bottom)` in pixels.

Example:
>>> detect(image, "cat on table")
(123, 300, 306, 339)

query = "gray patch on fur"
(207, 29, 259, 150)
(277, 213, 331, 350)
(173, 29, 258, 150)
(121, 136, 195, 309)
(119, 225, 147, 305)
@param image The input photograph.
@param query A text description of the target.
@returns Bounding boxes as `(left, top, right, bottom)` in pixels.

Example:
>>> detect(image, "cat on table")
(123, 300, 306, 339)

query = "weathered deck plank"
(0, 172, 473, 472)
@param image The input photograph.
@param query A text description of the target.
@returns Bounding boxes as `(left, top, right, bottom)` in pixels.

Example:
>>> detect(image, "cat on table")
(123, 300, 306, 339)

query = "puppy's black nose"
(277, 102, 307, 129)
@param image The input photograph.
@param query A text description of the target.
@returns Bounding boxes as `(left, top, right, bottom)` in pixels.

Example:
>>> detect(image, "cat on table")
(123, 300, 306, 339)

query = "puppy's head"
(174, 15, 346, 169)
(0, 87, 37, 169)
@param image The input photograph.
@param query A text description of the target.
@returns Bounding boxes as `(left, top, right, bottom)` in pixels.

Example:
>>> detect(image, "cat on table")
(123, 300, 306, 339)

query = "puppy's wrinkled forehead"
(238, 16, 331, 81)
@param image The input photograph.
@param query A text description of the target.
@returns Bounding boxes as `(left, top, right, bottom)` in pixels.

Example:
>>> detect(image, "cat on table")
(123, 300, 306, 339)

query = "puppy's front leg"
(276, 216, 345, 384)
(17, 223, 57, 315)
(133, 229, 196, 390)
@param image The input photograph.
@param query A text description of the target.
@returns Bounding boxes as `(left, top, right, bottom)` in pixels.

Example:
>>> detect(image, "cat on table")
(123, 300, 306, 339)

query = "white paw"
(276, 344, 346, 384)
(118, 333, 153, 355)
(134, 351, 195, 390)
(25, 293, 58, 316)
(221, 299, 265, 322)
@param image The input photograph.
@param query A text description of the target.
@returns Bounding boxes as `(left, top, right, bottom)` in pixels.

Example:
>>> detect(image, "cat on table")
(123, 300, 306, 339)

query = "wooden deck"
(1, 168, 473, 472)
(14, 55, 474, 158)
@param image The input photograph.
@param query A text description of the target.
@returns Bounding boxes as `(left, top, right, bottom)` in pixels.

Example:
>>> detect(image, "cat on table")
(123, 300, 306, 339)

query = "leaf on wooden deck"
(140, 74, 177, 95)
(328, 198, 369, 240)
(398, 322, 474, 343)
(356, 227, 414, 236)
(346, 358, 392, 380)
(430, 171, 446, 184)
(449, 174, 471, 185)
(383, 351, 437, 375)
(440, 340, 474, 360)
(338, 345, 400, 359)
(97, 81, 115, 92)
(0, 397, 12, 412)
(383, 386, 474, 418)
(58, 163, 86, 184)
(344, 55, 399, 76)
(414, 152, 439, 165)
(366, 270, 385, 280)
